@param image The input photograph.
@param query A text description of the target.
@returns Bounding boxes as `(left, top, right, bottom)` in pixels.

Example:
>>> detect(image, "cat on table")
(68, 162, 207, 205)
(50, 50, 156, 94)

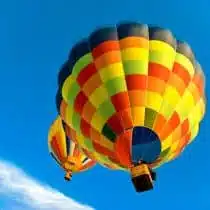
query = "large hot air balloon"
(55, 22, 206, 192)
(48, 116, 96, 181)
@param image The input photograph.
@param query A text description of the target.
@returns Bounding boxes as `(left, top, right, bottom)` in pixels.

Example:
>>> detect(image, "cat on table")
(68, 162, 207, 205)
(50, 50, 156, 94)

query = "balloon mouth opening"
(130, 164, 154, 192)
(131, 126, 162, 164)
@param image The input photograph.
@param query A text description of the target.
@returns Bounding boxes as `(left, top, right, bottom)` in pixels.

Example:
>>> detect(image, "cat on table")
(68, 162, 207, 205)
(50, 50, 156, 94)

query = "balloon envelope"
(56, 22, 206, 171)
(48, 116, 96, 174)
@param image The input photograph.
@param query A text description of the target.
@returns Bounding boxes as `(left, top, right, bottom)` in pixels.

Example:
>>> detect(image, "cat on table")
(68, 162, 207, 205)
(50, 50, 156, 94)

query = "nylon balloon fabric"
(48, 116, 96, 173)
(56, 22, 206, 171)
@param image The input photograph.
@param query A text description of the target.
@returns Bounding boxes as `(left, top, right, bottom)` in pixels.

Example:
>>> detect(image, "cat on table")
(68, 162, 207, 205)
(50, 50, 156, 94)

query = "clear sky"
(0, 0, 209, 210)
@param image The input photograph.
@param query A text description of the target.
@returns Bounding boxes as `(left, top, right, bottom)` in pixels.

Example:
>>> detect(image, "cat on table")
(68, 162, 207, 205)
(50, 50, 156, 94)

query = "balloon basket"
(131, 164, 153, 192)
(64, 171, 72, 181)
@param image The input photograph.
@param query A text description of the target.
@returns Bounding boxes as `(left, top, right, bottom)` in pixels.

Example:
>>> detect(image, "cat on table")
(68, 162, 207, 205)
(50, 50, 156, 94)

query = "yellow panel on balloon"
(158, 102, 174, 120)
(131, 107, 145, 126)
(64, 105, 74, 127)
(176, 90, 195, 121)
(188, 124, 199, 144)
(99, 136, 114, 151)
(121, 48, 148, 61)
(169, 140, 180, 153)
(149, 40, 176, 70)
(163, 86, 180, 107)
(175, 53, 195, 76)
(91, 112, 106, 132)
(149, 40, 175, 55)
(62, 76, 75, 102)
(99, 63, 124, 82)
(198, 99, 206, 120)
(171, 126, 181, 143)
(146, 91, 163, 112)
(63, 78, 80, 107)
(188, 106, 202, 128)
(161, 134, 173, 150)
(89, 86, 109, 108)
(69, 141, 76, 157)
(167, 153, 176, 162)
(76, 134, 87, 150)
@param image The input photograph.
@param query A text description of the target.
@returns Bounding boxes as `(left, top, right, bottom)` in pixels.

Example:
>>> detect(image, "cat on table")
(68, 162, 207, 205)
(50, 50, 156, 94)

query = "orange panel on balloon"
(51, 137, 65, 162)
(181, 119, 190, 137)
(173, 63, 191, 86)
(94, 51, 121, 69)
(153, 114, 167, 137)
(128, 90, 145, 106)
(82, 73, 102, 96)
(82, 101, 96, 122)
(69, 128, 77, 143)
(159, 112, 180, 140)
(190, 85, 201, 102)
(90, 128, 101, 142)
(147, 76, 166, 94)
(172, 127, 181, 143)
(148, 63, 170, 82)
(93, 142, 116, 159)
(92, 40, 120, 58)
(119, 37, 149, 49)
(179, 133, 191, 150)
(126, 75, 147, 90)
(60, 100, 68, 117)
(192, 74, 204, 95)
(117, 109, 133, 129)
(167, 74, 186, 96)
(114, 130, 132, 167)
(168, 112, 180, 131)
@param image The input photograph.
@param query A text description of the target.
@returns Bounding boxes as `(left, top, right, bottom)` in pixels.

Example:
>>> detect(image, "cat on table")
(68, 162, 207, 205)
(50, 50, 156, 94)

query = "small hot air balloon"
(48, 116, 96, 181)
(54, 22, 206, 192)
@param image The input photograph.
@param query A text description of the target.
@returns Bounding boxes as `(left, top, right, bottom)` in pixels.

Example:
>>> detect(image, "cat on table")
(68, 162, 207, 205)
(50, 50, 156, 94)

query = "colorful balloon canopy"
(48, 116, 96, 181)
(53, 22, 206, 192)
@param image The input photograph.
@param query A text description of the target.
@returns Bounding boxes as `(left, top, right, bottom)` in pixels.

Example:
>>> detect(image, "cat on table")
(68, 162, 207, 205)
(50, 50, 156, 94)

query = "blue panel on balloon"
(131, 126, 161, 164)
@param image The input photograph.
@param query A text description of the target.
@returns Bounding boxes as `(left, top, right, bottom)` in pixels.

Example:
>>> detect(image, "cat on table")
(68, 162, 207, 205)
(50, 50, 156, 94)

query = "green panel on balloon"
(144, 108, 157, 128)
(67, 82, 80, 106)
(149, 50, 169, 65)
(123, 60, 148, 75)
(83, 138, 95, 152)
(72, 53, 93, 77)
(105, 77, 127, 96)
(72, 112, 81, 132)
(98, 100, 116, 119)
(159, 147, 171, 158)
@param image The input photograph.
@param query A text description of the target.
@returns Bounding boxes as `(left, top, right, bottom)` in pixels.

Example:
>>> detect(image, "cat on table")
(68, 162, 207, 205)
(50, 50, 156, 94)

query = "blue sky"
(0, 0, 209, 209)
